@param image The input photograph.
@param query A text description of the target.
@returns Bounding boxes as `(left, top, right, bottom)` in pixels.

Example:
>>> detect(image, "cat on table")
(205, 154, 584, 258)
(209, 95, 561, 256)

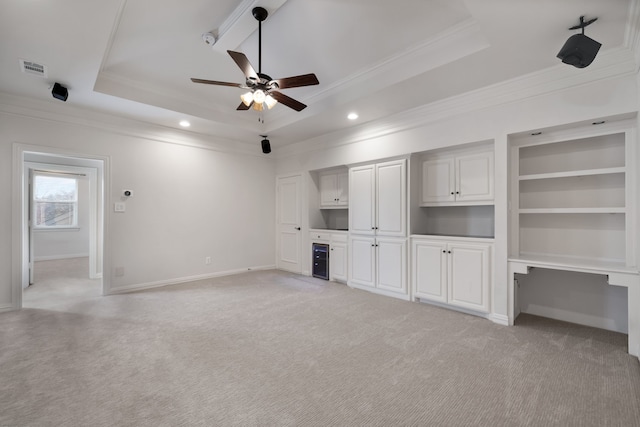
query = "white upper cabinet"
(350, 159, 406, 237)
(349, 164, 376, 234)
(319, 170, 348, 208)
(421, 151, 494, 206)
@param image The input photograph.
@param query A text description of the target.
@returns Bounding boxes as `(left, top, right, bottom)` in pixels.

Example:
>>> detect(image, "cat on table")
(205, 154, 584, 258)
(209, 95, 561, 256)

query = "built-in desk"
(508, 257, 640, 357)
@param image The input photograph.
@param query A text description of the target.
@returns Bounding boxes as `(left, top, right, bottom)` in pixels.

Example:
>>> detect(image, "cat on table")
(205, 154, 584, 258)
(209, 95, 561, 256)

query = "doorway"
(12, 146, 108, 309)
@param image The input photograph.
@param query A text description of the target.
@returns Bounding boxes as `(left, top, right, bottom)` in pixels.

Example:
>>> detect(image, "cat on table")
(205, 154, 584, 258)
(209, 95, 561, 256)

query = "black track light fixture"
(557, 16, 601, 68)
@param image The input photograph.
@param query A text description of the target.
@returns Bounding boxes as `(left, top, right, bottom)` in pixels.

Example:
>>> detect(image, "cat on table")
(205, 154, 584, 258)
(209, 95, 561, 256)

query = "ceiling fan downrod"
(252, 7, 268, 74)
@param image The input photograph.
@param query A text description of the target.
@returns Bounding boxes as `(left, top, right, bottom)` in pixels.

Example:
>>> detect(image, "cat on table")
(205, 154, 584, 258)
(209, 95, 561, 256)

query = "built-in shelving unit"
(510, 129, 634, 270)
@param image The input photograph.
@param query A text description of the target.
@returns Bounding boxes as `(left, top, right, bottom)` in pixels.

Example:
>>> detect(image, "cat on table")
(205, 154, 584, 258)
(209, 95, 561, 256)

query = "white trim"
(107, 265, 276, 295)
(489, 313, 509, 326)
(34, 253, 90, 262)
(348, 283, 411, 301)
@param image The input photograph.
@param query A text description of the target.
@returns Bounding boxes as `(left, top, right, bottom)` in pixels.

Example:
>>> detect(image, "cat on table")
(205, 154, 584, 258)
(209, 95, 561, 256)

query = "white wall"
(33, 178, 91, 260)
(0, 100, 276, 307)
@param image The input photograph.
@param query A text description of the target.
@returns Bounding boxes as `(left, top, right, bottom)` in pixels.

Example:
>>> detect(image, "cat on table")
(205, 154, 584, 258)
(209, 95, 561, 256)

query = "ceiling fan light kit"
(191, 6, 319, 113)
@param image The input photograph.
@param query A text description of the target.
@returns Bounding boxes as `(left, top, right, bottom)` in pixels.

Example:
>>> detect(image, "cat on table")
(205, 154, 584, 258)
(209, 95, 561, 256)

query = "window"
(33, 174, 78, 228)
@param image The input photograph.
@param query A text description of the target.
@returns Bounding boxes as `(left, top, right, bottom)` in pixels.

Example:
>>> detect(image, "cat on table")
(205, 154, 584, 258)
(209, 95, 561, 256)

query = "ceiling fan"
(191, 6, 319, 112)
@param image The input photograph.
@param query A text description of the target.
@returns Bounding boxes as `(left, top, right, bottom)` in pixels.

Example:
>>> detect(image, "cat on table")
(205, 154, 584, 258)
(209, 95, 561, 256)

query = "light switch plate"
(114, 202, 126, 212)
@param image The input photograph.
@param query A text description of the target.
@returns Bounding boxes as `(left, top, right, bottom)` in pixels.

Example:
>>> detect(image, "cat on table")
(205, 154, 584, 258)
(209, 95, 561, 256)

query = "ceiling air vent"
(19, 59, 48, 78)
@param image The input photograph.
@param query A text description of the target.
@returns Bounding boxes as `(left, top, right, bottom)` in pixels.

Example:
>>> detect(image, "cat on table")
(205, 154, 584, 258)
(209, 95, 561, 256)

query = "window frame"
(32, 172, 80, 230)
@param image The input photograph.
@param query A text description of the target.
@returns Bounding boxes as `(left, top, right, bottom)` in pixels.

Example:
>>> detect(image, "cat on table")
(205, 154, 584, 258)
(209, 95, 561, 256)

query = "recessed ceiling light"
(179, 120, 191, 127)
(347, 112, 358, 120)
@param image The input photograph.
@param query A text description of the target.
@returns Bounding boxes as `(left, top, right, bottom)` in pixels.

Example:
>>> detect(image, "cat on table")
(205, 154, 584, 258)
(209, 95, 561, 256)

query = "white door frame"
(11, 143, 111, 309)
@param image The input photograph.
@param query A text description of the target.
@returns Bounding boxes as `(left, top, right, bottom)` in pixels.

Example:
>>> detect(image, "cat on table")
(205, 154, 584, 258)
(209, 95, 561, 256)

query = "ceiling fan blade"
(270, 91, 307, 111)
(227, 51, 259, 80)
(237, 101, 252, 111)
(191, 78, 241, 87)
(273, 73, 319, 89)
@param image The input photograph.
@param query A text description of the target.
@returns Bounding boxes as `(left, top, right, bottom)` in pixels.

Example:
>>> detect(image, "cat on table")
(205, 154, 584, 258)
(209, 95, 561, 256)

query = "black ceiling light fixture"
(191, 6, 319, 112)
(557, 16, 601, 68)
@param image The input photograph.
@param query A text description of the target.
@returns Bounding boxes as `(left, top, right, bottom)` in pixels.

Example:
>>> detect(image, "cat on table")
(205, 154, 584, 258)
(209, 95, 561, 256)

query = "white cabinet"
(421, 151, 494, 206)
(349, 235, 407, 298)
(319, 171, 348, 208)
(349, 159, 406, 236)
(412, 236, 491, 313)
(330, 241, 347, 282)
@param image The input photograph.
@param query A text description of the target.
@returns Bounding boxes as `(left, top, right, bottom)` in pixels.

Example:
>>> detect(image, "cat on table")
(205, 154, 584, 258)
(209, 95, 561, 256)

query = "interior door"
(277, 174, 302, 273)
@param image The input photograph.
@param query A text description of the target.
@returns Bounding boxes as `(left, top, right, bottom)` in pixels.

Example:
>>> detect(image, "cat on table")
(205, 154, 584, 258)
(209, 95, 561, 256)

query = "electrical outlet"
(205, 256, 211, 265)
(114, 202, 126, 212)
(115, 266, 125, 277)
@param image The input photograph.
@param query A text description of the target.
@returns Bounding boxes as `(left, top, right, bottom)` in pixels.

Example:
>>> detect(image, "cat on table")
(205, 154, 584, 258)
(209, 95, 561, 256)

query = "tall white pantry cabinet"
(348, 159, 409, 299)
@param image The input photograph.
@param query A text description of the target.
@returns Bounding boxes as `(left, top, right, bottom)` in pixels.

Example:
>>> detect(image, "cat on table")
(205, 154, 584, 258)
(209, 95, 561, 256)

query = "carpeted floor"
(1, 259, 639, 426)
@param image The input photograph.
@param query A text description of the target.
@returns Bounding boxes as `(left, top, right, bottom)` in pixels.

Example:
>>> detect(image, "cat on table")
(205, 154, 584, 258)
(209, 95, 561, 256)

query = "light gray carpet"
(1, 260, 639, 426)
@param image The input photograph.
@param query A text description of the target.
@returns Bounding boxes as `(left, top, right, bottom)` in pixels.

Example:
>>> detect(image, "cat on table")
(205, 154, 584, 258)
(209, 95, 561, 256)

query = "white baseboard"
(0, 303, 15, 313)
(107, 264, 276, 295)
(347, 282, 411, 301)
(34, 253, 89, 262)
(489, 313, 509, 326)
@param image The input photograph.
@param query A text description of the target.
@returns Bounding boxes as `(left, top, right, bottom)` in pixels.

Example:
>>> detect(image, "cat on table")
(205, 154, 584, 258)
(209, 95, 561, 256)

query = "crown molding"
(276, 46, 637, 160)
(0, 92, 266, 158)
(624, 0, 640, 71)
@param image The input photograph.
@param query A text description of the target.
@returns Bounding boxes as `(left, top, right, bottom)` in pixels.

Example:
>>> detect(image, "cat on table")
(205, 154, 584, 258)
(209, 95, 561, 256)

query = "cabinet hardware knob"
(442, 250, 446, 253)
(448, 251, 451, 254)
(295, 227, 301, 230)
(456, 191, 460, 194)
(450, 192, 454, 195)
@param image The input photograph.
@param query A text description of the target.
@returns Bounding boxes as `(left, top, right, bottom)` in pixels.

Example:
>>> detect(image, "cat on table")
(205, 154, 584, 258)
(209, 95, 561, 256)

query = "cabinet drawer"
(310, 232, 332, 242)
(331, 233, 348, 243)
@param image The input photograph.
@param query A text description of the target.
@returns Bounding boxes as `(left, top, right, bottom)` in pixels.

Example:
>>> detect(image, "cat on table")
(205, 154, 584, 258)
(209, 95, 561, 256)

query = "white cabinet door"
(412, 239, 447, 303)
(448, 242, 490, 313)
(376, 159, 406, 237)
(376, 238, 407, 294)
(456, 152, 494, 202)
(336, 172, 349, 206)
(349, 165, 376, 235)
(349, 235, 376, 288)
(421, 158, 455, 204)
(319, 173, 338, 207)
(330, 241, 347, 282)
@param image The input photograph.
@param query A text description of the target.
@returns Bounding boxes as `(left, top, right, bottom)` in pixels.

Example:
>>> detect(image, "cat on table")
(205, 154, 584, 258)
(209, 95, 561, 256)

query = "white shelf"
(519, 167, 625, 181)
(509, 255, 635, 275)
(519, 208, 625, 214)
